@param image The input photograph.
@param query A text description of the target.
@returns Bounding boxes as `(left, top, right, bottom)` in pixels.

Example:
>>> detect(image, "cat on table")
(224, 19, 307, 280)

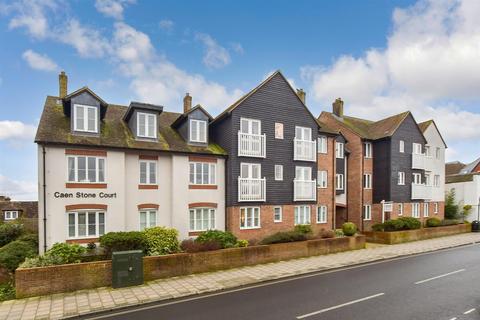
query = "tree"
(461, 205, 473, 222)
(445, 189, 459, 219)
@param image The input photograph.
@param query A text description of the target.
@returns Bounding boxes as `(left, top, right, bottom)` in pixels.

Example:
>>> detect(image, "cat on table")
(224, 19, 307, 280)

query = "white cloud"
(195, 32, 231, 69)
(22, 49, 59, 72)
(230, 42, 244, 54)
(0, 175, 37, 200)
(59, 19, 111, 58)
(95, 0, 135, 20)
(5, 0, 59, 39)
(303, 0, 480, 147)
(159, 19, 174, 32)
(0, 121, 36, 141)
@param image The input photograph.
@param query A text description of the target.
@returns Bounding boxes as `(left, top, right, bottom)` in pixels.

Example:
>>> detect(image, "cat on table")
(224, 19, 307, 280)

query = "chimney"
(296, 89, 306, 104)
(183, 93, 192, 113)
(59, 71, 68, 98)
(333, 98, 344, 118)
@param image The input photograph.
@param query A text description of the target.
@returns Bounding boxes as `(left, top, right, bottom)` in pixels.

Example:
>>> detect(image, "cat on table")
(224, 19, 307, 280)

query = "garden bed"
(363, 224, 470, 244)
(15, 235, 365, 298)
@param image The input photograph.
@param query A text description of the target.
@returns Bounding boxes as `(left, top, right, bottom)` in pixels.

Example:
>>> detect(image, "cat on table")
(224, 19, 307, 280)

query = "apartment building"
(35, 72, 226, 252)
(319, 99, 446, 230)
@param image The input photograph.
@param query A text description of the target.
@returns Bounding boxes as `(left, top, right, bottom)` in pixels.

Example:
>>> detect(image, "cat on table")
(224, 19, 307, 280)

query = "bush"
(319, 229, 335, 239)
(398, 217, 421, 230)
(294, 225, 313, 235)
(143, 227, 180, 256)
(442, 219, 460, 226)
(0, 240, 37, 272)
(196, 230, 238, 249)
(17, 233, 38, 248)
(0, 224, 24, 247)
(180, 239, 221, 253)
(426, 217, 441, 227)
(383, 219, 406, 232)
(371, 223, 385, 232)
(445, 189, 459, 219)
(342, 222, 357, 236)
(334, 229, 345, 237)
(259, 231, 306, 245)
(0, 282, 15, 301)
(47, 243, 86, 264)
(20, 254, 65, 268)
(236, 239, 249, 247)
(100, 231, 146, 255)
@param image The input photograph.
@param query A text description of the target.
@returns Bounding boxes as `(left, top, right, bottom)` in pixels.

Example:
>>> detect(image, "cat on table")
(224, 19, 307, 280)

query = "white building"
(35, 73, 226, 253)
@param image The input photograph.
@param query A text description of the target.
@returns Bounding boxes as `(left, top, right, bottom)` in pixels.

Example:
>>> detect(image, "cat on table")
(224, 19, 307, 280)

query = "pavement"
(0, 233, 479, 320)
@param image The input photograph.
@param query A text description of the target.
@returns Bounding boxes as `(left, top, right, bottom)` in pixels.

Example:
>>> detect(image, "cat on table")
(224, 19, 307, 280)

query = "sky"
(1, 0, 480, 200)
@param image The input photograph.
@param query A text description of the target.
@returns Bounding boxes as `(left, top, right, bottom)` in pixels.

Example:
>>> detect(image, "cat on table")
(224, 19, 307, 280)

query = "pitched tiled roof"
(316, 119, 338, 135)
(0, 201, 38, 219)
(446, 161, 466, 176)
(446, 173, 477, 184)
(418, 120, 433, 133)
(459, 157, 480, 174)
(35, 96, 226, 156)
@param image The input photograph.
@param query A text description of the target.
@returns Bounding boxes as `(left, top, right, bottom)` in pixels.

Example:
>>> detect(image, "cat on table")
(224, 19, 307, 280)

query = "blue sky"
(1, 0, 480, 199)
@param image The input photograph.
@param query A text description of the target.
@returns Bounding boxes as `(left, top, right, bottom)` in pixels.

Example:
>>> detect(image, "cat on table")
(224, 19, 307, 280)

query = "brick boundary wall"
(16, 235, 365, 298)
(363, 224, 470, 244)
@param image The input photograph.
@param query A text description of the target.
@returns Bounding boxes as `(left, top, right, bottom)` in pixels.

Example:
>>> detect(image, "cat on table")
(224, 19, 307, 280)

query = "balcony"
(293, 139, 316, 162)
(238, 132, 266, 158)
(238, 178, 266, 202)
(411, 183, 432, 200)
(294, 179, 317, 201)
(412, 153, 426, 170)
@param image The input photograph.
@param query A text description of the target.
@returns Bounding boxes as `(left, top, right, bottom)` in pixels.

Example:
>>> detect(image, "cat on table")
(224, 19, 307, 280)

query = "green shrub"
(180, 239, 221, 253)
(0, 282, 15, 301)
(383, 219, 406, 232)
(0, 224, 24, 247)
(17, 233, 38, 248)
(259, 231, 306, 245)
(334, 229, 344, 237)
(47, 243, 86, 264)
(143, 227, 180, 256)
(342, 222, 357, 236)
(319, 229, 335, 239)
(100, 231, 146, 255)
(398, 217, 421, 230)
(236, 239, 249, 247)
(0, 240, 36, 272)
(294, 225, 313, 235)
(442, 219, 460, 226)
(196, 230, 238, 249)
(371, 223, 385, 232)
(20, 254, 65, 268)
(426, 217, 441, 227)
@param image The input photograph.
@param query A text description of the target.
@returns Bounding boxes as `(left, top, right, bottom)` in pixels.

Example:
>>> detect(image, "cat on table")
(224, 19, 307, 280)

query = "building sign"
(53, 192, 117, 199)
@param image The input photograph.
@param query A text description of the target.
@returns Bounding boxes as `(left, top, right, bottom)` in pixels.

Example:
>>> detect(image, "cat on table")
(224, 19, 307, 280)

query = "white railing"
(238, 178, 266, 202)
(294, 139, 316, 162)
(238, 132, 266, 158)
(294, 179, 317, 201)
(411, 183, 433, 200)
(412, 153, 425, 170)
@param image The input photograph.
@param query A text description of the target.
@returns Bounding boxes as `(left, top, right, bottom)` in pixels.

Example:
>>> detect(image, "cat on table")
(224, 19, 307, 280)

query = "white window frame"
(423, 203, 429, 217)
(364, 142, 372, 158)
(273, 206, 282, 223)
(139, 209, 157, 231)
(318, 136, 327, 154)
(294, 205, 311, 225)
(363, 205, 372, 221)
(240, 207, 260, 229)
(317, 170, 328, 188)
(398, 172, 405, 185)
(139, 160, 157, 185)
(189, 119, 207, 143)
(189, 207, 216, 232)
(274, 165, 283, 181)
(295, 126, 312, 141)
(4, 211, 18, 220)
(398, 203, 404, 216)
(336, 174, 344, 190)
(189, 162, 216, 185)
(435, 147, 441, 159)
(73, 104, 98, 133)
(413, 173, 422, 185)
(335, 142, 344, 158)
(137, 112, 157, 139)
(67, 211, 105, 239)
(364, 173, 372, 189)
(434, 202, 439, 214)
(240, 162, 262, 179)
(67, 155, 106, 183)
(399, 140, 405, 153)
(275, 122, 284, 139)
(412, 203, 420, 218)
(434, 175, 440, 187)
(316, 206, 327, 224)
(413, 143, 423, 155)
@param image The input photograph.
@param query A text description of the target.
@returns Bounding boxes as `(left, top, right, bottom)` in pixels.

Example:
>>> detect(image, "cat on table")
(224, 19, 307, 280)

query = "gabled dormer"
(60, 72, 108, 136)
(123, 102, 164, 141)
(171, 93, 213, 146)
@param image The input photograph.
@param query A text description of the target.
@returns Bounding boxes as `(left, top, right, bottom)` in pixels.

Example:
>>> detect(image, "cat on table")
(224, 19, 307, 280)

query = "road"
(84, 244, 480, 320)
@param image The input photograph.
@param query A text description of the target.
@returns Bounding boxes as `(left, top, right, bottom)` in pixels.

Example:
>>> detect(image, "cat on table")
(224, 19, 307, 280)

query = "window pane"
(195, 163, 202, 184)
(240, 119, 248, 133)
(199, 121, 206, 142)
(140, 212, 147, 230)
(251, 121, 260, 135)
(149, 162, 156, 184)
(78, 157, 86, 182)
(210, 164, 216, 184)
(87, 157, 96, 182)
(189, 163, 195, 184)
(240, 209, 246, 228)
(87, 107, 96, 131)
(202, 209, 209, 230)
(191, 120, 198, 141)
(98, 213, 105, 235)
(78, 213, 86, 237)
(202, 163, 209, 184)
(138, 113, 146, 136)
(76, 106, 84, 130)
(189, 210, 195, 230)
(88, 212, 96, 236)
(98, 158, 105, 182)
(140, 162, 147, 184)
(210, 209, 215, 229)
(68, 157, 75, 182)
(149, 211, 156, 227)
(68, 213, 75, 237)
(147, 114, 155, 137)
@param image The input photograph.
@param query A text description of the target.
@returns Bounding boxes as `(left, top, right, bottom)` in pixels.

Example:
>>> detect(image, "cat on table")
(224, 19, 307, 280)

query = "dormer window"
(190, 119, 207, 143)
(74, 104, 98, 133)
(137, 112, 157, 139)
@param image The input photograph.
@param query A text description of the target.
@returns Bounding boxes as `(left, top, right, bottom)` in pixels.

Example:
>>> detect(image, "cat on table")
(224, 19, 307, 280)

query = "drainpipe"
(42, 146, 47, 253)
(361, 143, 364, 232)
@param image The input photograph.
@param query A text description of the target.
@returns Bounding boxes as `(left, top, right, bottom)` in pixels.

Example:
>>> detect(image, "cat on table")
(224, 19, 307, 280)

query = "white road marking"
(296, 293, 385, 319)
(414, 269, 465, 285)
(464, 308, 475, 314)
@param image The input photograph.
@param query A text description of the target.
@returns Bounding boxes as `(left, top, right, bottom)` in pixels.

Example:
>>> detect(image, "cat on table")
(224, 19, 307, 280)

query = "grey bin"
(112, 250, 144, 288)
(472, 221, 480, 233)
